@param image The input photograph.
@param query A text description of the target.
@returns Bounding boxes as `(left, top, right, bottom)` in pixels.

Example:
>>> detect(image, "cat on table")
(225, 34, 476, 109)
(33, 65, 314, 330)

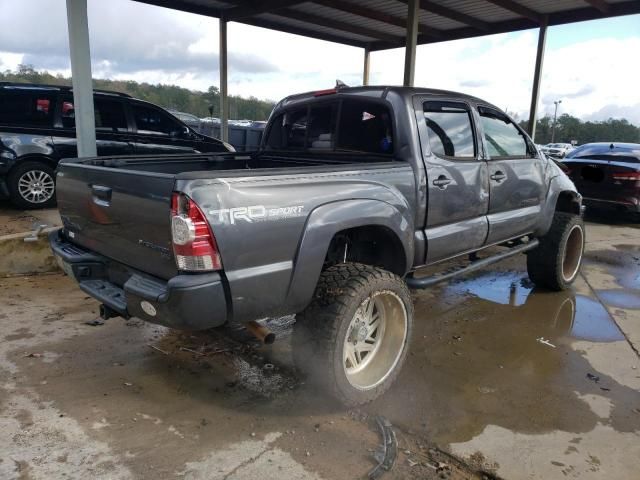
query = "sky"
(0, 0, 639, 124)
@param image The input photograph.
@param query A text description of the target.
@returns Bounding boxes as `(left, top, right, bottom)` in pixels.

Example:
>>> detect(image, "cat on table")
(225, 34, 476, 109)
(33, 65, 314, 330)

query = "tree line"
(520, 114, 640, 145)
(1, 65, 276, 121)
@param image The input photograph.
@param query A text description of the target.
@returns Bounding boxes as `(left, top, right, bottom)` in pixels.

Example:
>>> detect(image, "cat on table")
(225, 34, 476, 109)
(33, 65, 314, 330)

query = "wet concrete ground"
(1, 215, 639, 479)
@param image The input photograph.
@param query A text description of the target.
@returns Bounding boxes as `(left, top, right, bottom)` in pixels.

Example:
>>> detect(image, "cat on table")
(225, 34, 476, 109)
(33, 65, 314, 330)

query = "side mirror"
(170, 126, 191, 139)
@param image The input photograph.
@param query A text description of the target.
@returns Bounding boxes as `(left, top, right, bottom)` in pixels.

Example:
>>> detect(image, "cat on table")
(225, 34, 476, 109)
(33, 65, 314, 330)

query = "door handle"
(490, 171, 506, 182)
(91, 184, 112, 206)
(432, 175, 452, 189)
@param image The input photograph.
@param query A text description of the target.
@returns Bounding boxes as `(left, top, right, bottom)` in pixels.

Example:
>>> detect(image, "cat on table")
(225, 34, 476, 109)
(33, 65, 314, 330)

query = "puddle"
(446, 271, 624, 343)
(596, 290, 640, 310)
(448, 271, 533, 306)
(570, 296, 625, 341)
(367, 270, 639, 446)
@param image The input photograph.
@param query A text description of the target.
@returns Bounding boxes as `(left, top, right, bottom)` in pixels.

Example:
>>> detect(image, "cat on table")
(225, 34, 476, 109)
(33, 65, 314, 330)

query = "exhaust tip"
(246, 320, 276, 345)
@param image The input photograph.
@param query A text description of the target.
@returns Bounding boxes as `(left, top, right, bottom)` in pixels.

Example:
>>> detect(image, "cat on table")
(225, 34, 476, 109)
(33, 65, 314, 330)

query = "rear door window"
(478, 107, 530, 158)
(132, 103, 184, 136)
(423, 101, 475, 158)
(61, 96, 128, 132)
(0, 91, 55, 128)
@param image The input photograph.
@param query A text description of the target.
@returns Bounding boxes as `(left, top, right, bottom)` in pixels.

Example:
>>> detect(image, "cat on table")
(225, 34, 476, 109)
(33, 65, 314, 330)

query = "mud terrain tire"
(527, 212, 585, 291)
(294, 263, 413, 406)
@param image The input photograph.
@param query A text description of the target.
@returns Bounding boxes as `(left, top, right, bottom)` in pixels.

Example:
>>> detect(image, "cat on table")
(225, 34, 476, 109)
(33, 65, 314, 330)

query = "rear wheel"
(294, 263, 413, 406)
(8, 161, 56, 209)
(527, 212, 585, 291)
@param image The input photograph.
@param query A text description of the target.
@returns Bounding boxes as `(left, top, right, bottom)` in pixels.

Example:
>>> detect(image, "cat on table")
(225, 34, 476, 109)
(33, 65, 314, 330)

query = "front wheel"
(527, 212, 585, 291)
(294, 263, 413, 406)
(8, 161, 57, 209)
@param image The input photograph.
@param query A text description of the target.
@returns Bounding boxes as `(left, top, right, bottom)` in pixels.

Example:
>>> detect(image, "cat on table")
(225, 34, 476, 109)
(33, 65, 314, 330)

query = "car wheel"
(527, 212, 585, 291)
(294, 263, 413, 406)
(7, 161, 57, 209)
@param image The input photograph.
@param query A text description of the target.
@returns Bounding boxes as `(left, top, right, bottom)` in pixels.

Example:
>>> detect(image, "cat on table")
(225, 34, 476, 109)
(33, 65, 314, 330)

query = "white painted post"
(403, 0, 419, 87)
(363, 47, 370, 85)
(219, 16, 229, 142)
(65, 0, 96, 157)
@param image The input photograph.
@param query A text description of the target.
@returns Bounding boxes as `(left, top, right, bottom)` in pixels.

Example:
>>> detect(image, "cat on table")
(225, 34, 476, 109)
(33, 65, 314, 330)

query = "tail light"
(170, 193, 222, 271)
(611, 170, 640, 182)
(313, 88, 337, 96)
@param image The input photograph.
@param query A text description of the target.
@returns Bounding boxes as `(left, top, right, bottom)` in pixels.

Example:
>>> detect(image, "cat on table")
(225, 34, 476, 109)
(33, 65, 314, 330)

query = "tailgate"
(56, 162, 177, 280)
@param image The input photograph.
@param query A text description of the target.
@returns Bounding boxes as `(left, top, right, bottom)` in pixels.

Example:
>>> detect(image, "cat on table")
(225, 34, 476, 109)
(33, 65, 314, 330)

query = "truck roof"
(279, 85, 499, 111)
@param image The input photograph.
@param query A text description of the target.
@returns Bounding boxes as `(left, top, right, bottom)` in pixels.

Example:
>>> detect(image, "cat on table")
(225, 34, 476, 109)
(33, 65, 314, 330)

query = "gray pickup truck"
(50, 86, 585, 405)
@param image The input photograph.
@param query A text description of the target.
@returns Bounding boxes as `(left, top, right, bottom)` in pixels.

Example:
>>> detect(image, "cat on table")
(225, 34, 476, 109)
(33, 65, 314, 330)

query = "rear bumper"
(583, 196, 640, 213)
(49, 230, 229, 330)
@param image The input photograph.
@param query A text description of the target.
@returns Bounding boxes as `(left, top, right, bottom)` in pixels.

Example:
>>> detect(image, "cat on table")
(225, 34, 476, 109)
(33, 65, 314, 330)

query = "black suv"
(0, 83, 232, 208)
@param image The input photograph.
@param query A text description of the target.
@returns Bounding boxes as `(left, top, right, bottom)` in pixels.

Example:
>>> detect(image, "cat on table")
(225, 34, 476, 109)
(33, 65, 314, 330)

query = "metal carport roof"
(134, 0, 640, 50)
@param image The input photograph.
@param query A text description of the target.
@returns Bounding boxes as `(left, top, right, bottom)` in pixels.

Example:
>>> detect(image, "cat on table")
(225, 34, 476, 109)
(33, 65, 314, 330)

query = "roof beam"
(134, 0, 221, 17)
(225, 0, 306, 21)
(398, 0, 490, 31)
(482, 0, 543, 23)
(273, 8, 404, 42)
(239, 16, 367, 47)
(582, 0, 611, 13)
(313, 0, 443, 39)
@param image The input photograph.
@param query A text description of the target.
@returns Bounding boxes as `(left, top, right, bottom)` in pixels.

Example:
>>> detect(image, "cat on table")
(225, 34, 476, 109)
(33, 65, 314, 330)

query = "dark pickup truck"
(50, 86, 585, 405)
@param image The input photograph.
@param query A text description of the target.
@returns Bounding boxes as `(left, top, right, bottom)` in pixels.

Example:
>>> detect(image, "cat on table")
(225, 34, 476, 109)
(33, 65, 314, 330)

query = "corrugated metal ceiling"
(135, 0, 640, 50)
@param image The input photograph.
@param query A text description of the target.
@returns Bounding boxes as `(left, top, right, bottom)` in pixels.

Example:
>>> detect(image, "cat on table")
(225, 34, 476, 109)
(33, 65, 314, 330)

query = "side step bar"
(405, 239, 539, 290)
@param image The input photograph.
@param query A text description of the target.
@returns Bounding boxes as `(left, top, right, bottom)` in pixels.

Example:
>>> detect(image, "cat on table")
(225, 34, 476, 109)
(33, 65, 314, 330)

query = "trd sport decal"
(209, 205, 304, 224)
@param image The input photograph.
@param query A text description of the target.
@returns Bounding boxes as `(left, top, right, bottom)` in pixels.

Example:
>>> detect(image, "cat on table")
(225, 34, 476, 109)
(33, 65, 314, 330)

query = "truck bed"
(74, 151, 392, 176)
(55, 152, 407, 283)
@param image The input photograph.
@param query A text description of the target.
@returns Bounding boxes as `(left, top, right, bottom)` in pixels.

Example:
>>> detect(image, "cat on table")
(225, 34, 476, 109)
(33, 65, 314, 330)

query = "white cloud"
(370, 32, 640, 124)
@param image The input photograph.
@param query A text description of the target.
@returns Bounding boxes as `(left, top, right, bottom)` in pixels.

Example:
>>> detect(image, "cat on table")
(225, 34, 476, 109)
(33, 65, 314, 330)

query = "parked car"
(50, 86, 584, 406)
(541, 143, 574, 158)
(563, 142, 640, 216)
(0, 82, 233, 209)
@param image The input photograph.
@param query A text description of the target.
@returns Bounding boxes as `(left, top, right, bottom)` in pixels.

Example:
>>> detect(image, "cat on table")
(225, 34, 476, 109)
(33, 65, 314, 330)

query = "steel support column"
(527, 17, 548, 141)
(65, 0, 96, 157)
(403, 0, 419, 87)
(363, 47, 370, 85)
(219, 16, 229, 142)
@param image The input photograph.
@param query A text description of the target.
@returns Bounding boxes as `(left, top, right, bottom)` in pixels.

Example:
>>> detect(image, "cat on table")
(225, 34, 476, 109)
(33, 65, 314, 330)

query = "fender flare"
(285, 199, 414, 312)
(534, 174, 582, 237)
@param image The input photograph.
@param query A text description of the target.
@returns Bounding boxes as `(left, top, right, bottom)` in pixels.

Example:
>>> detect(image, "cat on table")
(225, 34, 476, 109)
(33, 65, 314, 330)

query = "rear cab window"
(265, 97, 394, 157)
(423, 101, 476, 159)
(0, 90, 56, 128)
(478, 106, 532, 159)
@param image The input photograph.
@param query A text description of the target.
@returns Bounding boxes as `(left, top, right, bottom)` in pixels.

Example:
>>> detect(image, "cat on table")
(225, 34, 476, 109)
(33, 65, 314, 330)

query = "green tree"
(1, 66, 275, 120)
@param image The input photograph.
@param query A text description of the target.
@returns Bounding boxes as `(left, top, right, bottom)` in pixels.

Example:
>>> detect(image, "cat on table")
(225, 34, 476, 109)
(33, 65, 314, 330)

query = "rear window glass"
(424, 101, 475, 158)
(0, 92, 55, 128)
(265, 98, 394, 155)
(133, 104, 184, 136)
(61, 97, 128, 132)
(566, 145, 640, 163)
